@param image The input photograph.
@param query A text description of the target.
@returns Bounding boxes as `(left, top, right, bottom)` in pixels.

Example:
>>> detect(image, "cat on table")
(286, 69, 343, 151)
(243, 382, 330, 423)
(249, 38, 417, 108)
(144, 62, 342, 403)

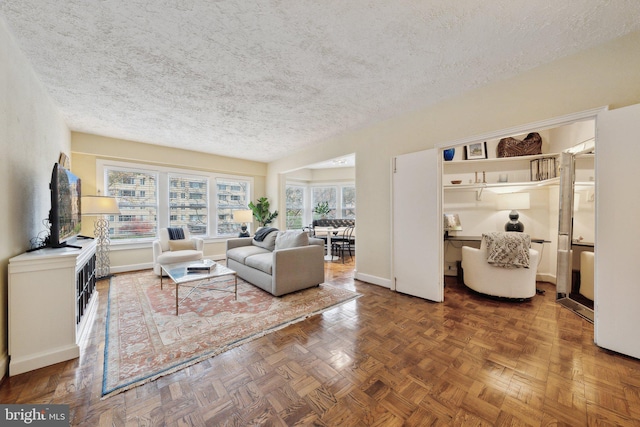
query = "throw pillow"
(167, 227, 185, 240)
(275, 230, 309, 250)
(252, 229, 279, 251)
(169, 239, 196, 251)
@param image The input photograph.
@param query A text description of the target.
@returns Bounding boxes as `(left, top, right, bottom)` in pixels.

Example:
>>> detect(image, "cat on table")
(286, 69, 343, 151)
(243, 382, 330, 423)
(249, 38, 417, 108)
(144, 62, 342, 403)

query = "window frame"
(97, 159, 253, 244)
(285, 180, 355, 228)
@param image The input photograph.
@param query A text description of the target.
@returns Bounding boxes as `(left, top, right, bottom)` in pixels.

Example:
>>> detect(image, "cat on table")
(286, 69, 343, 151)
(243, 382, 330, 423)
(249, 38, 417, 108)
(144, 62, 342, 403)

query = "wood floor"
(2, 259, 640, 426)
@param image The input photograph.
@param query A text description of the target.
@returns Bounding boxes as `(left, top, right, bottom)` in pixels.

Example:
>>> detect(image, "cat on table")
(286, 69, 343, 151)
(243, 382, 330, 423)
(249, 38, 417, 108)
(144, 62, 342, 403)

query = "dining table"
(314, 226, 346, 261)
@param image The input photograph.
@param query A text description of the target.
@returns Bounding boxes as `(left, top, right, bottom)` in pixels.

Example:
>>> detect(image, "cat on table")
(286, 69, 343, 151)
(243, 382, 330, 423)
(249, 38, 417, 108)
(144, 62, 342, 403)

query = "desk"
(445, 235, 551, 244)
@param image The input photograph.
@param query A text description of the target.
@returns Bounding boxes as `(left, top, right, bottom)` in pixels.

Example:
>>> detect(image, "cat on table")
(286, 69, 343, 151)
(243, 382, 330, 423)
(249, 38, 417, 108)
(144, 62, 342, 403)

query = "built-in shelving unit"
(443, 153, 560, 199)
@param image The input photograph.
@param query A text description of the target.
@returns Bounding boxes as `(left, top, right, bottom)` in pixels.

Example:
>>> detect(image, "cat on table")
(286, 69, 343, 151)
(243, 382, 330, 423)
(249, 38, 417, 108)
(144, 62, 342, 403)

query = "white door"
(392, 148, 443, 302)
(595, 103, 640, 359)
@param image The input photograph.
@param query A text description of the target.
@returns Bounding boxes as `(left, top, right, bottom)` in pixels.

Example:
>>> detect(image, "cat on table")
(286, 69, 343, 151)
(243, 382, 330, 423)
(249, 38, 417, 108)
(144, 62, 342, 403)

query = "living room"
(3, 3, 640, 424)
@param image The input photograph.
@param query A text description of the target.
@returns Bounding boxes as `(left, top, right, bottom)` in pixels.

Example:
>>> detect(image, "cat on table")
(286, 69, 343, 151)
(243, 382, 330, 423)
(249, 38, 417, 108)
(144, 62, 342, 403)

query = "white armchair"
(461, 237, 539, 299)
(153, 226, 204, 275)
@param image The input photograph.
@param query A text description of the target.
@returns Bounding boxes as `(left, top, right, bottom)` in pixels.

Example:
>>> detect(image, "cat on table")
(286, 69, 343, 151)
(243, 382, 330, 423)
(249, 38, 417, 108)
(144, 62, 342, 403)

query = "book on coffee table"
(187, 259, 216, 272)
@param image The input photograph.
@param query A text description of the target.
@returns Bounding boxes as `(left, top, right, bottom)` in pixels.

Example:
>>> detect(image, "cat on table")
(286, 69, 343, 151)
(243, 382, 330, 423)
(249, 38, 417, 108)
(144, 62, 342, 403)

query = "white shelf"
(444, 177, 559, 192)
(443, 152, 560, 167)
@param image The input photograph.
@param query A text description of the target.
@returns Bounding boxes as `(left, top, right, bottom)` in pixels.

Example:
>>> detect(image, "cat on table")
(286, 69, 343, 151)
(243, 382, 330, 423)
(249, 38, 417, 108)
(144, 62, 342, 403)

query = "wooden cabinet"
(8, 239, 98, 376)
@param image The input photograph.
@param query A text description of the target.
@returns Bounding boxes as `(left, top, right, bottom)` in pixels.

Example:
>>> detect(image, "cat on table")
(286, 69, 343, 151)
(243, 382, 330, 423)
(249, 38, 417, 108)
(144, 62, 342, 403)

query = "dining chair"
(332, 226, 355, 263)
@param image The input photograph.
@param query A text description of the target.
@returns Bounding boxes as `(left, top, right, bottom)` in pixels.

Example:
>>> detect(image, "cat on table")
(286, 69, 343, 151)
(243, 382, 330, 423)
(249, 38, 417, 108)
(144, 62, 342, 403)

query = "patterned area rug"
(102, 269, 360, 398)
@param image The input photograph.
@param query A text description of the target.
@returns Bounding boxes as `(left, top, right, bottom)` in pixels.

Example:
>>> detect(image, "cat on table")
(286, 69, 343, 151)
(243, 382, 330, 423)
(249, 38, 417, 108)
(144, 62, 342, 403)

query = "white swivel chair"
(461, 236, 539, 299)
(153, 226, 204, 275)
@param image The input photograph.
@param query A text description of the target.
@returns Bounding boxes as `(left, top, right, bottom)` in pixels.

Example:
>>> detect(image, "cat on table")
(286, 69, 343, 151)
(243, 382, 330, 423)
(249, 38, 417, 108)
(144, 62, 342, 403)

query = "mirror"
(556, 142, 595, 322)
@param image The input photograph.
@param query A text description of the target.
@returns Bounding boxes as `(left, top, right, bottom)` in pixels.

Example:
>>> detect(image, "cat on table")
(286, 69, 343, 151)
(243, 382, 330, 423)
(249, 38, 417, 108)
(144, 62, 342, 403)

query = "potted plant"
(313, 201, 331, 219)
(248, 197, 279, 227)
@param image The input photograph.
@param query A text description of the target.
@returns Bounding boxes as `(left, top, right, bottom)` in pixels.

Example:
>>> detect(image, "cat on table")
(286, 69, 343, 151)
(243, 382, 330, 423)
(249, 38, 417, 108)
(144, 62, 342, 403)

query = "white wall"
(267, 30, 640, 287)
(0, 17, 71, 379)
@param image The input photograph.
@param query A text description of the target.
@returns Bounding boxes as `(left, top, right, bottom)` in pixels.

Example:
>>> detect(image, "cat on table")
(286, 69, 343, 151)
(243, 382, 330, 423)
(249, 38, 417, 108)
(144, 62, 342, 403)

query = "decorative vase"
(443, 148, 455, 161)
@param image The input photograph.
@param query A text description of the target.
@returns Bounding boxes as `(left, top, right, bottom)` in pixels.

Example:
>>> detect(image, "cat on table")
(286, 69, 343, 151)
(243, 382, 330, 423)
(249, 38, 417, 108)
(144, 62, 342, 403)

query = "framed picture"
(465, 141, 487, 160)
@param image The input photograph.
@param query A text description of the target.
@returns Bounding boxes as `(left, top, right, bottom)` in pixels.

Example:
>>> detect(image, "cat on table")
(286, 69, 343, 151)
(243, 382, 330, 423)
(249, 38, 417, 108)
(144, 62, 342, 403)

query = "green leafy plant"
(313, 201, 331, 218)
(248, 197, 279, 226)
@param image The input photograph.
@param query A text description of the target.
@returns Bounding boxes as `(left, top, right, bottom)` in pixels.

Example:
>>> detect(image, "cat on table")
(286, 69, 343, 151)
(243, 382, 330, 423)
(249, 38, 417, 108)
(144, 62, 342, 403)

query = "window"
(286, 185, 305, 229)
(106, 169, 158, 240)
(287, 181, 355, 227)
(169, 175, 208, 236)
(216, 178, 250, 236)
(100, 160, 252, 241)
(342, 185, 356, 219)
(312, 186, 337, 219)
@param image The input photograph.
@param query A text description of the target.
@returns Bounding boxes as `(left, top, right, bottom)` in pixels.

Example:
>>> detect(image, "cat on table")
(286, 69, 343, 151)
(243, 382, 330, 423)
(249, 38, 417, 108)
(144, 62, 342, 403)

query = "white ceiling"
(2, 1, 640, 162)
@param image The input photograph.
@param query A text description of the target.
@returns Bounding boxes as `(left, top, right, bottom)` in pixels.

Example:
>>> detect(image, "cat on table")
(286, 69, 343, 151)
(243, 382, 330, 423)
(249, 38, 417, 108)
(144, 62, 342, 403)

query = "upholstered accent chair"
(461, 232, 539, 299)
(152, 226, 204, 275)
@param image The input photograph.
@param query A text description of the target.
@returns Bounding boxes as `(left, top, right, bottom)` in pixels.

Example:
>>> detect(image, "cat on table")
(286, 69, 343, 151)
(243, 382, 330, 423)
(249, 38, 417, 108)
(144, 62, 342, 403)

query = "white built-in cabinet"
(8, 239, 98, 376)
(392, 104, 640, 360)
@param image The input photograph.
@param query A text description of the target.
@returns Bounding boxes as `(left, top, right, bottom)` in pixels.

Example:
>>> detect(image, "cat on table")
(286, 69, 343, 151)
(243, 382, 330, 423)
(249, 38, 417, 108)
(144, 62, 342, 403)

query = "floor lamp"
(82, 195, 121, 279)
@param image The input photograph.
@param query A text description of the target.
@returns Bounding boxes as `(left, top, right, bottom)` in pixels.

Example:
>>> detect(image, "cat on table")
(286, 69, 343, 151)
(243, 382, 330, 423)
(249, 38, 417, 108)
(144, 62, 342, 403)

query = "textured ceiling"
(2, 1, 640, 162)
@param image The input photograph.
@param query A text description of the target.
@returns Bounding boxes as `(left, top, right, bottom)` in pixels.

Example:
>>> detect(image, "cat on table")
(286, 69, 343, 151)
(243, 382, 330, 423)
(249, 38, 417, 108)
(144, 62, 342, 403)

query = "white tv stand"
(8, 238, 98, 376)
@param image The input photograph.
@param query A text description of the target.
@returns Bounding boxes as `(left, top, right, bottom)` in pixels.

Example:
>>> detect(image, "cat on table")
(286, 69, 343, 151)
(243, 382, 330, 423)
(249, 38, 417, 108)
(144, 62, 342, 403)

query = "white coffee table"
(160, 259, 237, 315)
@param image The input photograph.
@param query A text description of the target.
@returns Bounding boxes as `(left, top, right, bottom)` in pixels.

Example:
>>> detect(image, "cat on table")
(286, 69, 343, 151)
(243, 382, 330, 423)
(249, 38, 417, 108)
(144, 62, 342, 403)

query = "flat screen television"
(48, 163, 82, 248)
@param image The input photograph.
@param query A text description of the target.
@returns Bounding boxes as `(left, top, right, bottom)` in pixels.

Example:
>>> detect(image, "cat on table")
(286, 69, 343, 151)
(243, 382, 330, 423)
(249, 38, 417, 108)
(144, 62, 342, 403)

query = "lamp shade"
(81, 196, 121, 215)
(233, 209, 253, 223)
(496, 192, 530, 211)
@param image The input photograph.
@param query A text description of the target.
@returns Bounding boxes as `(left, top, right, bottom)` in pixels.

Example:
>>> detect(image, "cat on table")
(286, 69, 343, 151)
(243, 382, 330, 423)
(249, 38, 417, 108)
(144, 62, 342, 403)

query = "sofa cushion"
(156, 250, 203, 266)
(252, 229, 278, 251)
(168, 239, 196, 251)
(227, 245, 271, 264)
(244, 253, 273, 275)
(275, 230, 309, 250)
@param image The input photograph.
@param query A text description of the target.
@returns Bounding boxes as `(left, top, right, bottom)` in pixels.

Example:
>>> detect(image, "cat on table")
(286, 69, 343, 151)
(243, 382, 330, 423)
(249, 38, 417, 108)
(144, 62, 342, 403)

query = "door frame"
(391, 106, 608, 302)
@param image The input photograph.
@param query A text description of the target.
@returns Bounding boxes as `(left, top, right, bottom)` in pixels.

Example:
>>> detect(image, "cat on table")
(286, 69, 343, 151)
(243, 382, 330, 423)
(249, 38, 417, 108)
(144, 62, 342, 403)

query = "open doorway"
(282, 154, 356, 267)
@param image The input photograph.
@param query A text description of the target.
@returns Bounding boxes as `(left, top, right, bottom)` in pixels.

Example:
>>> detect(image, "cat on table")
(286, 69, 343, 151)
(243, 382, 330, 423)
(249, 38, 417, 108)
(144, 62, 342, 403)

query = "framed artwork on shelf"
(465, 141, 487, 160)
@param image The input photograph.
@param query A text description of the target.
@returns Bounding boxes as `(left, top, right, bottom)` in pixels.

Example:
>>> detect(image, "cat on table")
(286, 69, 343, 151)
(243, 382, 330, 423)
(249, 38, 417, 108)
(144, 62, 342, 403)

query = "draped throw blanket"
(254, 227, 278, 242)
(483, 232, 531, 268)
(167, 227, 185, 240)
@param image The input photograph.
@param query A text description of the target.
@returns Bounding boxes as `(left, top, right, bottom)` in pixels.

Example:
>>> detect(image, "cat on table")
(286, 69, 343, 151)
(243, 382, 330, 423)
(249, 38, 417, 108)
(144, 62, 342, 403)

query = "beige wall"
(286, 167, 355, 183)
(267, 30, 640, 286)
(0, 17, 71, 378)
(71, 133, 268, 269)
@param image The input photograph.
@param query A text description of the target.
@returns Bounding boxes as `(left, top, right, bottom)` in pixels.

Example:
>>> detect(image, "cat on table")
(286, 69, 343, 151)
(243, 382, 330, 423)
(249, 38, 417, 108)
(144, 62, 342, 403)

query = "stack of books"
(187, 259, 215, 272)
(530, 157, 557, 181)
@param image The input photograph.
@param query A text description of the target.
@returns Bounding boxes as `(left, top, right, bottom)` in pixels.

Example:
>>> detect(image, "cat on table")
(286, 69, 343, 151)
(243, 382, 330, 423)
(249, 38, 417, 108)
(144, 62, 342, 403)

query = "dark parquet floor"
(2, 257, 640, 426)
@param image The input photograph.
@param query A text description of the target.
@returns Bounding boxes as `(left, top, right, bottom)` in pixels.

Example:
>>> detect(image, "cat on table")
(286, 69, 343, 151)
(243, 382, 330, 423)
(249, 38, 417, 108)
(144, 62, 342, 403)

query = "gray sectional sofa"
(226, 228, 325, 296)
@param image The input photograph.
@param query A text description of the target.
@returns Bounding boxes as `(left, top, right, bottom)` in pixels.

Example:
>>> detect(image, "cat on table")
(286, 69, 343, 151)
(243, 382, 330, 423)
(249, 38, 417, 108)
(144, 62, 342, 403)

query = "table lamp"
(497, 192, 530, 232)
(82, 194, 121, 278)
(233, 209, 253, 237)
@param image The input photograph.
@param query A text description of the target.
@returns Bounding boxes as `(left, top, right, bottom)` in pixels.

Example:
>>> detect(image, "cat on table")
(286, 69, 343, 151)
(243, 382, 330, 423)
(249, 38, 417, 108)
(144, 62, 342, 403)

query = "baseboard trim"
(354, 272, 391, 288)
(110, 254, 226, 275)
(10, 345, 79, 376)
(537, 273, 556, 284)
(0, 351, 8, 381)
